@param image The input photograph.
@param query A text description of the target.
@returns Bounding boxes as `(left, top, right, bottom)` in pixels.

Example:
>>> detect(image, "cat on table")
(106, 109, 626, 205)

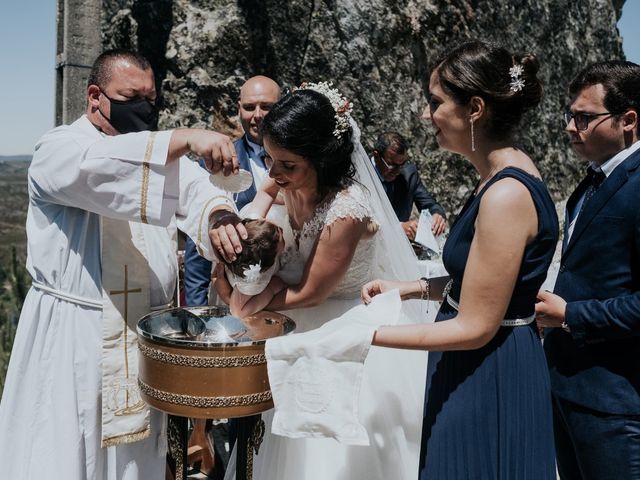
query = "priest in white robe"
(0, 49, 242, 479)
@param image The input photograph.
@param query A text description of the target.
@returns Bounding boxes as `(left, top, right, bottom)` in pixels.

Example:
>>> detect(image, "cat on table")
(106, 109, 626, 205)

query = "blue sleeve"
(183, 236, 213, 306)
(409, 165, 446, 218)
(565, 205, 640, 345)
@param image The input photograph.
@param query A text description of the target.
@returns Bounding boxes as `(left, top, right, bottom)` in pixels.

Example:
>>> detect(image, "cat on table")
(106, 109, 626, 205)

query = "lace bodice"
(277, 182, 379, 298)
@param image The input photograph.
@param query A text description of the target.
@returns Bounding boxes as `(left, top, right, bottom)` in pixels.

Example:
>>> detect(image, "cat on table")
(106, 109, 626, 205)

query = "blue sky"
(0, 1, 639, 155)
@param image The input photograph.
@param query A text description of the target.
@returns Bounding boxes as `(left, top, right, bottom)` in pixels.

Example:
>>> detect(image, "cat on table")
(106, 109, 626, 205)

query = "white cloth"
(415, 209, 443, 253)
(266, 290, 402, 446)
(225, 120, 430, 480)
(0, 115, 233, 480)
(226, 261, 279, 296)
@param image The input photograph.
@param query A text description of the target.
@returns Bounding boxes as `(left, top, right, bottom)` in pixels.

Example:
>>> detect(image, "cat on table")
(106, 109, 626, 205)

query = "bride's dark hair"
(261, 89, 355, 195)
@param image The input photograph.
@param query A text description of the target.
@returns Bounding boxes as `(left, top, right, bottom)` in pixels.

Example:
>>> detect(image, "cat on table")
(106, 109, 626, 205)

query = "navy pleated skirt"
(419, 302, 556, 480)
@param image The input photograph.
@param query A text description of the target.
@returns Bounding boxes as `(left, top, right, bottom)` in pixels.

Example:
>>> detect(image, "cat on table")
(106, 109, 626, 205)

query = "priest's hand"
(209, 208, 247, 262)
(188, 130, 238, 175)
(170, 129, 238, 175)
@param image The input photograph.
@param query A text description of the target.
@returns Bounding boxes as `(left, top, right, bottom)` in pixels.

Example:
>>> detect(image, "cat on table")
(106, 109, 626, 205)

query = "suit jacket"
(545, 147, 640, 415)
(233, 135, 264, 211)
(183, 135, 264, 305)
(379, 163, 445, 222)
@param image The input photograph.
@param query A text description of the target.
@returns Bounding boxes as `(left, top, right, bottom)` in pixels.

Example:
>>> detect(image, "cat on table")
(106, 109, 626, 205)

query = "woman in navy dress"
(361, 41, 558, 479)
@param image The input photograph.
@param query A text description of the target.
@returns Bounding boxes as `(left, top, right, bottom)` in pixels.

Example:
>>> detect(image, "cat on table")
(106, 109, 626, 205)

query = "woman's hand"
(361, 279, 420, 304)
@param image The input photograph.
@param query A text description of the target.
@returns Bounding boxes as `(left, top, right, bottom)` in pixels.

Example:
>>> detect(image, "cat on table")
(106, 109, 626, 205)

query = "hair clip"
(509, 64, 525, 92)
(242, 263, 262, 282)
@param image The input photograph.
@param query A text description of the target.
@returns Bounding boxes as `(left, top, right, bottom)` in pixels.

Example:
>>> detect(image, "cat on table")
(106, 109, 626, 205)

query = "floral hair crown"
(294, 81, 353, 138)
(509, 64, 525, 93)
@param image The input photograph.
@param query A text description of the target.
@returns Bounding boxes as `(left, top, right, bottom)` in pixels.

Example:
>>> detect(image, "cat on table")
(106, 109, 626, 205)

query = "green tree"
(0, 245, 29, 398)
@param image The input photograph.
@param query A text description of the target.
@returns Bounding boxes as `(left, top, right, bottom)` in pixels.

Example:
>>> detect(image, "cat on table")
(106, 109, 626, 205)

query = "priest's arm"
(29, 120, 238, 260)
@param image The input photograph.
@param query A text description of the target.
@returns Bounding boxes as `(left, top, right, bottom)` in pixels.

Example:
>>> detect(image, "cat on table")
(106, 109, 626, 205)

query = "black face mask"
(100, 90, 159, 134)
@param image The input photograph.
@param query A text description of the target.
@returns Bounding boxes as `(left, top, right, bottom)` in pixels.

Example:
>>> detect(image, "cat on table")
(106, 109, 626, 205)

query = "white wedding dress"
(226, 167, 432, 478)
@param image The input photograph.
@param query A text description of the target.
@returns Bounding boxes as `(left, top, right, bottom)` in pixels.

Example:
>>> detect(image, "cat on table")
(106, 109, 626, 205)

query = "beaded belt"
(445, 294, 535, 327)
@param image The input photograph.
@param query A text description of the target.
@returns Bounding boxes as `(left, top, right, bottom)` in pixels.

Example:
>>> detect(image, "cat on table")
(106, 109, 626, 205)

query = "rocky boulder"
(102, 0, 625, 212)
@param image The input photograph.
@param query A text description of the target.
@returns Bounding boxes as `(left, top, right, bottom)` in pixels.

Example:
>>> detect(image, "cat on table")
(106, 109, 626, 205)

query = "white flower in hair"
(242, 263, 262, 283)
(509, 64, 524, 78)
(295, 81, 353, 138)
(508, 64, 525, 92)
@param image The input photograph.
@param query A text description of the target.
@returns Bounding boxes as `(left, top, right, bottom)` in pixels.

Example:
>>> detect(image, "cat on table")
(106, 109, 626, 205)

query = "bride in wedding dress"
(215, 83, 432, 479)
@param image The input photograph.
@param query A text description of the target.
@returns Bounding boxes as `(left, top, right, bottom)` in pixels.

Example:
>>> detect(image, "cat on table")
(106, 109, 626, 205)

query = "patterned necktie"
(579, 168, 606, 215)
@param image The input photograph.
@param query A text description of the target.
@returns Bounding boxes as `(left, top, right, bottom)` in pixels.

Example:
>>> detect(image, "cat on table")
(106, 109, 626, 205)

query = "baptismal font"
(137, 305, 295, 480)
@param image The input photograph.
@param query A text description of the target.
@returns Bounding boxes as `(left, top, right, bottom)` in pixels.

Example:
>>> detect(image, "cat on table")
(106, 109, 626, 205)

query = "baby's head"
(224, 218, 284, 280)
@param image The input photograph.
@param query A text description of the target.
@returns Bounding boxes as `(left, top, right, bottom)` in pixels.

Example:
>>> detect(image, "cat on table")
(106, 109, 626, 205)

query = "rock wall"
(102, 0, 625, 212)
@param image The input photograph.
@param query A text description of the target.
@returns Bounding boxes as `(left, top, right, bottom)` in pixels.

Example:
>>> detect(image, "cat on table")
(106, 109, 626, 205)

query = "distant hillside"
(0, 160, 29, 397)
(0, 160, 29, 250)
(0, 155, 31, 163)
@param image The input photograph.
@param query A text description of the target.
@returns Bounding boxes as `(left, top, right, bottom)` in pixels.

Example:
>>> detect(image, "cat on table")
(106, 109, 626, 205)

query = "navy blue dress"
(419, 167, 558, 480)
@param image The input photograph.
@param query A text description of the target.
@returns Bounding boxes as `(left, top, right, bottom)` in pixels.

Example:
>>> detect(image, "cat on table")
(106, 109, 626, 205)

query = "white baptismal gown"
(226, 182, 429, 479)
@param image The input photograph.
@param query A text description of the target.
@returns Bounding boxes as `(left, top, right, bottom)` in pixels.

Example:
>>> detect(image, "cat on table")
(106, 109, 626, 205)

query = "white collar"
(245, 136, 263, 155)
(77, 114, 107, 139)
(592, 140, 640, 177)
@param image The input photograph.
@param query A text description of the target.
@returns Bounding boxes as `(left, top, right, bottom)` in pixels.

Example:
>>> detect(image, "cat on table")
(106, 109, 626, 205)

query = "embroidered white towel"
(265, 289, 401, 445)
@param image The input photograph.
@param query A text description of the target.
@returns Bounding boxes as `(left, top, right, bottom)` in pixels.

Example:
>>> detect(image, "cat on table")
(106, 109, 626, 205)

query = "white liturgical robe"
(0, 115, 234, 479)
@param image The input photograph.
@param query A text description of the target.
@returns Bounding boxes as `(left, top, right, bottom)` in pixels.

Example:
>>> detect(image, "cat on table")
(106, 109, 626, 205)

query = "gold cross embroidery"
(110, 264, 145, 415)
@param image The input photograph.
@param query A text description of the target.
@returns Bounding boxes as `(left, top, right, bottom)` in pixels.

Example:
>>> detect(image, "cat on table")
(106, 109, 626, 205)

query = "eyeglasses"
(379, 155, 410, 171)
(564, 111, 619, 131)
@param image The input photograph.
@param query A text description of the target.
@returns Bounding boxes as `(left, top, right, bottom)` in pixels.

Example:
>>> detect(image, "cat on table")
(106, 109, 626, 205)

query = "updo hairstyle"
(435, 40, 542, 140)
(261, 89, 355, 196)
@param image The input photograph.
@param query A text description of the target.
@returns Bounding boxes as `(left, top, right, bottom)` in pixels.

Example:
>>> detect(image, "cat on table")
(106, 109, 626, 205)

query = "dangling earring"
(469, 117, 476, 152)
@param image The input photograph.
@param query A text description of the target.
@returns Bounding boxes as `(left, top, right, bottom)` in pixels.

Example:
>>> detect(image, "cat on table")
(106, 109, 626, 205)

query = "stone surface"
(56, 0, 102, 125)
(101, 0, 626, 212)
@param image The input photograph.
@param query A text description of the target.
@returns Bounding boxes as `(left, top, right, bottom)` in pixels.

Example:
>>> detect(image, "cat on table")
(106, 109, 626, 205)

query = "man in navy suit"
(183, 75, 280, 306)
(536, 61, 640, 480)
(371, 131, 447, 240)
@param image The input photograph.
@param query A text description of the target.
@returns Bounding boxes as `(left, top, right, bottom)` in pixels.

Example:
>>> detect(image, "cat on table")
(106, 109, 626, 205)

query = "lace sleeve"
(325, 183, 379, 227)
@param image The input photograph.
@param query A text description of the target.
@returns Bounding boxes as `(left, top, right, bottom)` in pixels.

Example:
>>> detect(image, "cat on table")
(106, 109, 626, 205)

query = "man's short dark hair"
(87, 49, 152, 90)
(569, 60, 640, 133)
(374, 132, 408, 155)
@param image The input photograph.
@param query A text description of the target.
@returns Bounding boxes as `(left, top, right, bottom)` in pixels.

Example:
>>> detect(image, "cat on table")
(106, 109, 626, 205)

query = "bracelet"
(419, 277, 430, 302)
(442, 279, 453, 299)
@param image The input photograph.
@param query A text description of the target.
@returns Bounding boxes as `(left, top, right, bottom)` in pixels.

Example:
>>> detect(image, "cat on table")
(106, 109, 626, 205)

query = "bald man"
(184, 76, 280, 306)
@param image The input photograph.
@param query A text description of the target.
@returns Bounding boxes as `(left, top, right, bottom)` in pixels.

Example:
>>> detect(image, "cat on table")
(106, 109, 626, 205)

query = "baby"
(219, 217, 286, 318)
